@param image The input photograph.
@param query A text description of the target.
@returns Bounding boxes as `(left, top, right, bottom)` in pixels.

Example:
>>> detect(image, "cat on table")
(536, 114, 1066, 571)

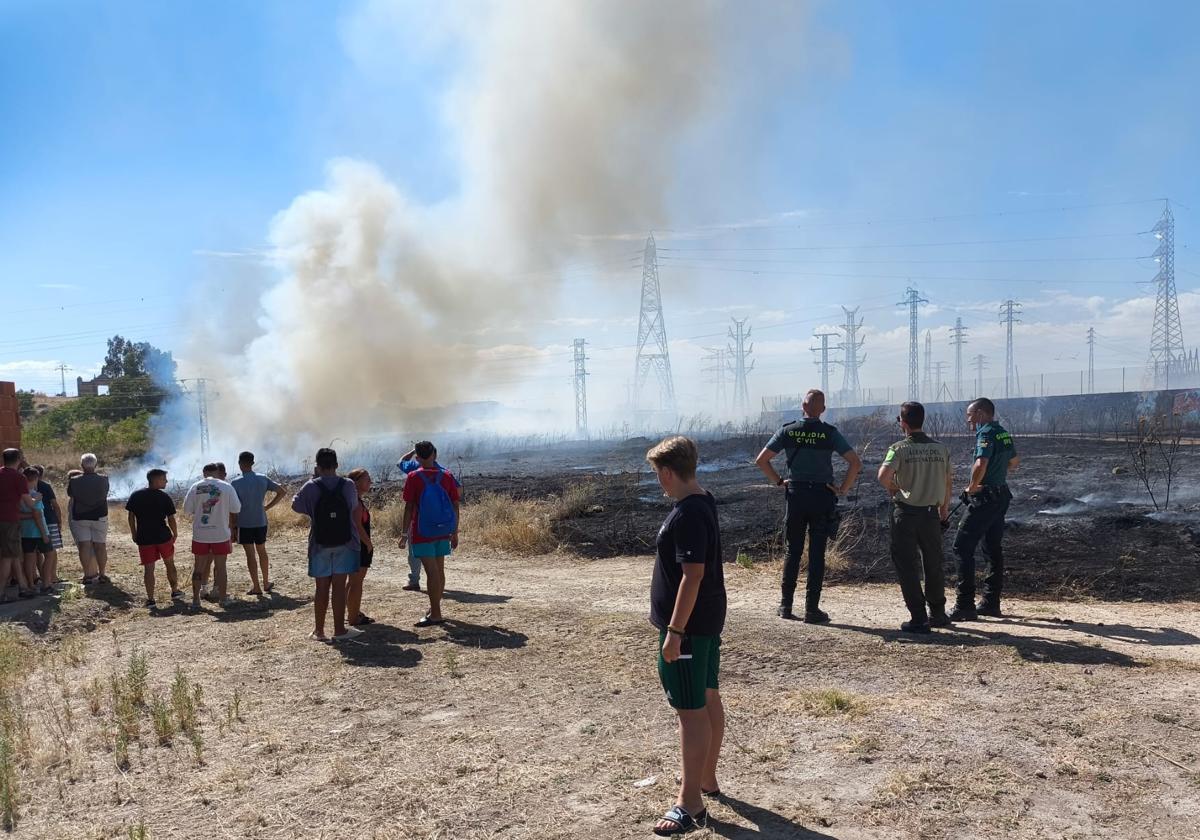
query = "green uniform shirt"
(974, 421, 1016, 486)
(765, 418, 853, 484)
(883, 432, 951, 507)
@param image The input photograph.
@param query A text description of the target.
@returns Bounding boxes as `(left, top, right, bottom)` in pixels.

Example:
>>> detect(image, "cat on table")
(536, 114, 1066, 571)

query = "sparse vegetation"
(797, 687, 871, 718)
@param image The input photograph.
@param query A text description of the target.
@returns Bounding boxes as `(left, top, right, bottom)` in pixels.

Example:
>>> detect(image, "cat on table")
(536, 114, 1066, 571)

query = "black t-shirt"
(649, 492, 726, 636)
(37, 481, 58, 525)
(124, 488, 176, 546)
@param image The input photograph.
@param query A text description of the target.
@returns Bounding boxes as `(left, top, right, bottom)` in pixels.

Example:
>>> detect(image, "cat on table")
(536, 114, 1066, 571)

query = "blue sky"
(1, 0, 1197, 423)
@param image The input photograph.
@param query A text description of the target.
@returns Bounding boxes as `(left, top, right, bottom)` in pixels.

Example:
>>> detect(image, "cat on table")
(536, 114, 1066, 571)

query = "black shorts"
(238, 526, 268, 545)
(358, 547, 373, 569)
(21, 537, 51, 554)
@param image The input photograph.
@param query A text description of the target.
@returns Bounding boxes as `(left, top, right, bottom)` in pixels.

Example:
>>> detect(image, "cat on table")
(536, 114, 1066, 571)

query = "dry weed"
(787, 687, 872, 719)
(461, 493, 558, 554)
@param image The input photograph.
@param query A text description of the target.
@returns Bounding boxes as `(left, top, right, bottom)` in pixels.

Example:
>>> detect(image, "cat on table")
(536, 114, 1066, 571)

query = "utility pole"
(572, 338, 588, 439)
(898, 287, 928, 401)
(1086, 327, 1095, 394)
(949, 318, 968, 401)
(55, 363, 69, 397)
(1147, 201, 1184, 388)
(196, 379, 211, 457)
(999, 299, 1021, 398)
(727, 318, 754, 417)
(837, 306, 865, 407)
(633, 235, 676, 417)
(972, 354, 988, 398)
(812, 332, 840, 402)
(702, 348, 728, 416)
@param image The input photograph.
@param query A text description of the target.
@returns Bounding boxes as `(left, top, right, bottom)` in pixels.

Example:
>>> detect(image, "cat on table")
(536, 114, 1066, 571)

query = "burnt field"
(453, 434, 1200, 602)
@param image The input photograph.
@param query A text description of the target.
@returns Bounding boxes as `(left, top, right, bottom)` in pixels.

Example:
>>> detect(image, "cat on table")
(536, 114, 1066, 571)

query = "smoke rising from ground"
(163, 0, 810, 465)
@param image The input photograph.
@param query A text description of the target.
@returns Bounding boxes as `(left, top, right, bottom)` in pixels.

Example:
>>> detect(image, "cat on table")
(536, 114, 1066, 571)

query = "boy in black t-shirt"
(645, 436, 726, 837)
(125, 469, 183, 610)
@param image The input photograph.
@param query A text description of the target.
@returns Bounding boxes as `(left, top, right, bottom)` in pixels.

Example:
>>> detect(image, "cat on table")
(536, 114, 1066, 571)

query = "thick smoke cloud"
(163, 0, 811, 464)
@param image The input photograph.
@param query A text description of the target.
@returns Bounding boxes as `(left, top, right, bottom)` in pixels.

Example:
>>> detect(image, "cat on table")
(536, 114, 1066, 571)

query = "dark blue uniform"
(953, 421, 1017, 614)
(765, 418, 853, 615)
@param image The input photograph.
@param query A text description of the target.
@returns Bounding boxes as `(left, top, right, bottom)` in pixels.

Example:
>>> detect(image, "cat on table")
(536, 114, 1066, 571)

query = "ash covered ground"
(450, 434, 1200, 602)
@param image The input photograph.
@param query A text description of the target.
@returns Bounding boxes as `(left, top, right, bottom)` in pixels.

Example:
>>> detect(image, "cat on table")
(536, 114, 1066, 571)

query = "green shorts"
(657, 632, 720, 710)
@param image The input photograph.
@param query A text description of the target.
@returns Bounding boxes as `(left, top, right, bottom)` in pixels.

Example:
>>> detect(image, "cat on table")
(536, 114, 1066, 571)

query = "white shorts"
(70, 517, 109, 544)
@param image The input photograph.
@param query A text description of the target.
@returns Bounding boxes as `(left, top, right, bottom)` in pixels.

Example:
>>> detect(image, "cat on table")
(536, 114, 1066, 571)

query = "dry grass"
(265, 500, 308, 533)
(461, 493, 559, 554)
(787, 687, 872, 719)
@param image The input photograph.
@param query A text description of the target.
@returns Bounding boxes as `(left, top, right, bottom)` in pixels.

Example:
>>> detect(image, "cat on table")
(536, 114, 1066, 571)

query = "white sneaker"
(332, 626, 364, 642)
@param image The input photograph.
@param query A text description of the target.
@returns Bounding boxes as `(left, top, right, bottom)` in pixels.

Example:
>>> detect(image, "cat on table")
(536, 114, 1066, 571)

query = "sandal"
(701, 787, 722, 798)
(351, 614, 375, 626)
(414, 615, 445, 628)
(653, 805, 706, 836)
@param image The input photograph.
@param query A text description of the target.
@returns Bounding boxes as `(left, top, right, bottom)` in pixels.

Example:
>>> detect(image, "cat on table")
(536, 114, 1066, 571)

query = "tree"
(101, 335, 177, 384)
(16, 390, 35, 420)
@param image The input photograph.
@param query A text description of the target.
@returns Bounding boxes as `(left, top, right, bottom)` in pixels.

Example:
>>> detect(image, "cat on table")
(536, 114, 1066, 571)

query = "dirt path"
(12, 535, 1200, 840)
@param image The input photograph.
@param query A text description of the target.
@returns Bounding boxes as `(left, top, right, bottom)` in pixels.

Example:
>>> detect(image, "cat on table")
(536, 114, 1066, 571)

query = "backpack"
(313, 478, 352, 547)
(416, 470, 457, 539)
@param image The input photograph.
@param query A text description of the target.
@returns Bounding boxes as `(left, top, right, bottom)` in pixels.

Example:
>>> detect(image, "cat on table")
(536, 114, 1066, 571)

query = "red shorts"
(191, 540, 232, 556)
(138, 542, 175, 565)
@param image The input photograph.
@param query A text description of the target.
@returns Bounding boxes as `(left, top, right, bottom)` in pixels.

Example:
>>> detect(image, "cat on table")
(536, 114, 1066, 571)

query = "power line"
(898, 287, 928, 401)
(949, 318, 969, 402)
(811, 332, 840, 402)
(633, 234, 676, 417)
(728, 318, 754, 417)
(837, 307, 865, 407)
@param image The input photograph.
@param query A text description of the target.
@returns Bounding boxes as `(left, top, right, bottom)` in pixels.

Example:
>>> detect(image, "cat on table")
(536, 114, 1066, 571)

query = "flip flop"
(701, 788, 722, 798)
(414, 616, 445, 628)
(652, 805, 707, 836)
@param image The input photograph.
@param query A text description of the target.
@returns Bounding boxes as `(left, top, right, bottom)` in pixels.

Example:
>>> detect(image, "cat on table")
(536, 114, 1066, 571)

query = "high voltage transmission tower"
(972, 354, 988, 398)
(999, 299, 1021, 398)
(1085, 327, 1095, 394)
(633, 235, 675, 416)
(572, 338, 588, 439)
(921, 330, 933, 401)
(179, 378, 212, 456)
(932, 361, 949, 402)
(702, 347, 728, 415)
(898, 287, 928, 400)
(1147, 201, 1185, 388)
(838, 306, 864, 407)
(727, 318, 754, 416)
(949, 318, 968, 401)
(812, 332, 840, 400)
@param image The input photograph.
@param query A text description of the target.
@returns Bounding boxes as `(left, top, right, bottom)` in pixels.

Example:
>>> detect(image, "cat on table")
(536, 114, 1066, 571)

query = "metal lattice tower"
(949, 318, 969, 401)
(921, 330, 933, 400)
(837, 306, 865, 407)
(633, 235, 676, 414)
(727, 318, 754, 416)
(898, 287, 928, 400)
(702, 348, 728, 415)
(572, 338, 588, 438)
(812, 332, 840, 400)
(932, 361, 949, 402)
(1148, 202, 1184, 387)
(999, 299, 1021, 398)
(1086, 327, 1095, 394)
(972, 354, 988, 398)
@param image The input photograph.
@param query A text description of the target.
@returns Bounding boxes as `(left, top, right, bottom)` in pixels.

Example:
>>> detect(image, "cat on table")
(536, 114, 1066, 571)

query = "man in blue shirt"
(755, 389, 862, 623)
(951, 397, 1021, 621)
(231, 452, 286, 596)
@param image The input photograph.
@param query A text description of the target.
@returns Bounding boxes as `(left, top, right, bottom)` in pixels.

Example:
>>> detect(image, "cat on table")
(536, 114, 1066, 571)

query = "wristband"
(666, 625, 685, 636)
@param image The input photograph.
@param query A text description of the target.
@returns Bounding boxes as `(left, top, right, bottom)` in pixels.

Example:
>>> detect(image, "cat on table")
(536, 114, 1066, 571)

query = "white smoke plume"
(158, 0, 812, 468)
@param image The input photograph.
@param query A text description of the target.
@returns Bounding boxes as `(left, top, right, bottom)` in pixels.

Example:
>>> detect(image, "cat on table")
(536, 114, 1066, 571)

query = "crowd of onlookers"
(0, 442, 461, 644)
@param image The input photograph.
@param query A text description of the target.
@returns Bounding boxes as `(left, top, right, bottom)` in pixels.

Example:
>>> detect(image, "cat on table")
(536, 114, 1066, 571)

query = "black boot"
(949, 604, 978, 622)
(901, 619, 932, 634)
(929, 610, 953, 628)
(777, 604, 798, 620)
(976, 600, 1002, 618)
(803, 608, 831, 624)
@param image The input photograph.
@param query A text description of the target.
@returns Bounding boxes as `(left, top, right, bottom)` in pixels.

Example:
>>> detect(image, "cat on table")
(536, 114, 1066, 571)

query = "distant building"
(76, 375, 112, 397)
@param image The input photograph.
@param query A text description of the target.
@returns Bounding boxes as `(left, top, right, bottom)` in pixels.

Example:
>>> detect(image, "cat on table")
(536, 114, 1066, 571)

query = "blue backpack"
(416, 470, 457, 538)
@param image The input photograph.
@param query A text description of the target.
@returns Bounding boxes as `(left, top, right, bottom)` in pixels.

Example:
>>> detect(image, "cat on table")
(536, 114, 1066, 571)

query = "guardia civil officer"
(877, 402, 953, 634)
(755, 389, 861, 623)
(951, 397, 1020, 621)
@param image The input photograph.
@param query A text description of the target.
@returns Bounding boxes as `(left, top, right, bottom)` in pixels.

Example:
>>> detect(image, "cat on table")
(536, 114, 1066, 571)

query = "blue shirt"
(231, 471, 282, 528)
(19, 498, 45, 539)
(400, 459, 461, 487)
(765, 419, 853, 484)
